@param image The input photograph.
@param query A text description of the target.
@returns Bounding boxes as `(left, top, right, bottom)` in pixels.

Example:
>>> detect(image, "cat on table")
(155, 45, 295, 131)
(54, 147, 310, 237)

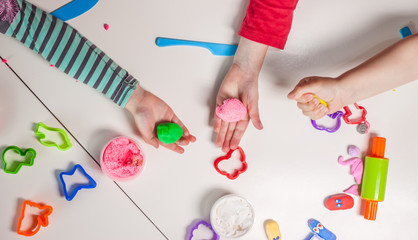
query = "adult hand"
(125, 86, 196, 153)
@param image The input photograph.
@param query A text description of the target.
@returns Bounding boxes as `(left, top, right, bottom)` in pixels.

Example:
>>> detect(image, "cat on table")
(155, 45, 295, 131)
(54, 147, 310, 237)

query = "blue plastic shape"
(400, 26, 412, 38)
(155, 37, 238, 56)
(59, 164, 97, 201)
(305, 233, 324, 240)
(308, 219, 336, 240)
(51, 0, 99, 21)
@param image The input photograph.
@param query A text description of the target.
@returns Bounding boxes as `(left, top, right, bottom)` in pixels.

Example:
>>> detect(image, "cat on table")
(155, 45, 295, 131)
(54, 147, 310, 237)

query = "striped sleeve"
(1, 0, 138, 107)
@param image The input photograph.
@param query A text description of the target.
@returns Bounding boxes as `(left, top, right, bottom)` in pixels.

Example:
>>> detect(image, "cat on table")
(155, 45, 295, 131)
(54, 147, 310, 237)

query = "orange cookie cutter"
(214, 147, 247, 180)
(17, 200, 53, 236)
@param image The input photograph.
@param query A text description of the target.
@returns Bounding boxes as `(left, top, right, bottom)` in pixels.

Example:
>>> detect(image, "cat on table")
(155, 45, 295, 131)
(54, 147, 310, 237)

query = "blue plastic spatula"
(155, 37, 238, 56)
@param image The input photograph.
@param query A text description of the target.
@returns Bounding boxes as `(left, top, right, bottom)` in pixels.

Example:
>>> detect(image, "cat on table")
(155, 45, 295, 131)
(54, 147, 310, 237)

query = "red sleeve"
(239, 0, 299, 49)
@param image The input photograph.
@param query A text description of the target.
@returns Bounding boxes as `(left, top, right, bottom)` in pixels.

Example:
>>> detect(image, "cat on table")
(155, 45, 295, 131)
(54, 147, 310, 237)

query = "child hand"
(214, 63, 263, 153)
(125, 86, 196, 153)
(287, 76, 346, 120)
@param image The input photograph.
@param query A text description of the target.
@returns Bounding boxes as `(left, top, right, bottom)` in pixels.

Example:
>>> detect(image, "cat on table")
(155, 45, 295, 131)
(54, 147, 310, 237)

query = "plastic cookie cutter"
(189, 220, 220, 240)
(265, 219, 282, 240)
(305, 233, 324, 240)
(59, 164, 97, 201)
(342, 103, 367, 125)
(156, 37, 238, 56)
(35, 122, 72, 151)
(308, 219, 336, 240)
(214, 147, 247, 180)
(17, 200, 53, 236)
(2, 146, 36, 174)
(343, 103, 370, 134)
(310, 111, 343, 133)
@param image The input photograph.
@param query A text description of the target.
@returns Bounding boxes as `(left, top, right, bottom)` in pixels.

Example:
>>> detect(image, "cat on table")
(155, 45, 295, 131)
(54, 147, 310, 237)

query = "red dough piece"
(325, 193, 354, 210)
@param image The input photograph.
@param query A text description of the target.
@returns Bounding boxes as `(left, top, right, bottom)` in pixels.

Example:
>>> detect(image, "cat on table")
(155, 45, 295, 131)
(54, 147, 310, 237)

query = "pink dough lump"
(101, 137, 144, 181)
(216, 98, 247, 122)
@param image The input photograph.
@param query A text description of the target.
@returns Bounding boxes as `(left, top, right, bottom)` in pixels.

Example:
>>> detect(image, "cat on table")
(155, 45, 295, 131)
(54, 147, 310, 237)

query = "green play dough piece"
(157, 123, 183, 144)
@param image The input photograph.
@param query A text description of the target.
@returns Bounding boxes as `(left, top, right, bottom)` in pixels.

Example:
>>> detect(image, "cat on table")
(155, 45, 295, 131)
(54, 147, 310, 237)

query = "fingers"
(170, 113, 196, 143)
(160, 142, 185, 154)
(216, 121, 228, 149)
(222, 122, 237, 152)
(229, 120, 249, 150)
(298, 100, 329, 120)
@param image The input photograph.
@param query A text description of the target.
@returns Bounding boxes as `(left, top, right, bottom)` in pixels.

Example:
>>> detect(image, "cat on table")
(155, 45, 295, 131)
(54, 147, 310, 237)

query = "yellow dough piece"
(313, 95, 328, 107)
(265, 220, 281, 240)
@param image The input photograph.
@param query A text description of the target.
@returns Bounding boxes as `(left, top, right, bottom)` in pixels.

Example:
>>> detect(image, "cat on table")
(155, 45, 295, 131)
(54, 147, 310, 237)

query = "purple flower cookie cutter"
(189, 220, 219, 240)
(311, 111, 344, 133)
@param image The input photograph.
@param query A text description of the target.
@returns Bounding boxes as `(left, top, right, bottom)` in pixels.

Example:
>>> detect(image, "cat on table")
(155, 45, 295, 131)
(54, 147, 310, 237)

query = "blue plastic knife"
(155, 37, 237, 56)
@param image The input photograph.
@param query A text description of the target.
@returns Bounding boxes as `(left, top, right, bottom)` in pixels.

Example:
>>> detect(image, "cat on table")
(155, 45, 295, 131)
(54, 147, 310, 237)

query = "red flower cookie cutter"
(214, 147, 247, 180)
(343, 103, 367, 125)
(17, 200, 53, 236)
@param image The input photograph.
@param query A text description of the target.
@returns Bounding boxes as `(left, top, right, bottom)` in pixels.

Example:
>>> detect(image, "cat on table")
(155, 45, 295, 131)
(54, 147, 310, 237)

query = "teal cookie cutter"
(2, 146, 37, 174)
(35, 122, 72, 151)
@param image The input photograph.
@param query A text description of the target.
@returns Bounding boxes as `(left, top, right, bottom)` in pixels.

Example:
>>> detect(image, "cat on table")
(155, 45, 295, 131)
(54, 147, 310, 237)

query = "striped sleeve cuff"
(3, 0, 138, 107)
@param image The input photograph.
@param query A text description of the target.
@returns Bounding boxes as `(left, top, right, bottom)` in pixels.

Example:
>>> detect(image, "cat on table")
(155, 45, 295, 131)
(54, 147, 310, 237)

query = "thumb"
(247, 95, 263, 130)
(138, 125, 160, 149)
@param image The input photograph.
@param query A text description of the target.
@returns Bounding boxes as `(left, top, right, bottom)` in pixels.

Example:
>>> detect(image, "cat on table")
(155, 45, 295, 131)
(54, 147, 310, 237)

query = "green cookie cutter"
(2, 146, 37, 174)
(35, 122, 72, 151)
(157, 123, 183, 144)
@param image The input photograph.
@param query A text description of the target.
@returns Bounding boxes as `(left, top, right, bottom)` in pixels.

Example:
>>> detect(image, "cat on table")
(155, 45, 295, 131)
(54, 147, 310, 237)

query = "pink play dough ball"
(100, 137, 145, 181)
(216, 98, 247, 122)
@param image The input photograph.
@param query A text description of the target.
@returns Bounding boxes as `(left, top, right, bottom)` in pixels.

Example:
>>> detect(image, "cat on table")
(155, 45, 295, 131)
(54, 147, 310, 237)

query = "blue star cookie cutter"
(59, 164, 97, 201)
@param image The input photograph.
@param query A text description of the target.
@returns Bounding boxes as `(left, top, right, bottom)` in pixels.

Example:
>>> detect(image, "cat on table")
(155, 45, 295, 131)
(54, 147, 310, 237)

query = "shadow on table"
(200, 188, 232, 217)
(89, 129, 121, 165)
(11, 198, 25, 232)
(183, 189, 231, 240)
(0, 145, 6, 170)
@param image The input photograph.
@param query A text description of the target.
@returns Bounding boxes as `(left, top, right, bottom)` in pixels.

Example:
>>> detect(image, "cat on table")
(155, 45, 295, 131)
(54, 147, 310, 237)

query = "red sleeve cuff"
(238, 27, 288, 49)
(238, 0, 298, 50)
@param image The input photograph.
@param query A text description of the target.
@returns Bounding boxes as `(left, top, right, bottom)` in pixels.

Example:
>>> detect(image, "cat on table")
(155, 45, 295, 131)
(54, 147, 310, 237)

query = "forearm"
(0, 0, 137, 107)
(232, 37, 268, 78)
(340, 34, 418, 104)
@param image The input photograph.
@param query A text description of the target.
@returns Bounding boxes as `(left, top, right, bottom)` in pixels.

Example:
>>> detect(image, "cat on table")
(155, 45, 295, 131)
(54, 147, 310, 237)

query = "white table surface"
(1, 0, 418, 239)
